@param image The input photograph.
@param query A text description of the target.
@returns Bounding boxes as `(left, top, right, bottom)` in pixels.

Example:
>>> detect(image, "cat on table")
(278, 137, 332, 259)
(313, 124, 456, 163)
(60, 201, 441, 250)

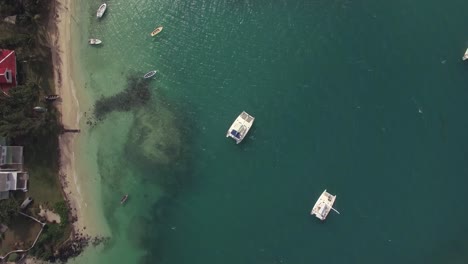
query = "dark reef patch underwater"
(89, 73, 196, 263)
(93, 75, 152, 120)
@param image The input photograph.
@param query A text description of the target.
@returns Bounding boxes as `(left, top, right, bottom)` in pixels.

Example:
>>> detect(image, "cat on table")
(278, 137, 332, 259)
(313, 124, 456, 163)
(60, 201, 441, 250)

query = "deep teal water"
(72, 0, 468, 263)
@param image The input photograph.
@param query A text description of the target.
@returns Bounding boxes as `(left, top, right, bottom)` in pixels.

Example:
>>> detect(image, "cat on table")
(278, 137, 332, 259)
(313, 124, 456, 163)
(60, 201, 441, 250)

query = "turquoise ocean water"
(69, 0, 468, 263)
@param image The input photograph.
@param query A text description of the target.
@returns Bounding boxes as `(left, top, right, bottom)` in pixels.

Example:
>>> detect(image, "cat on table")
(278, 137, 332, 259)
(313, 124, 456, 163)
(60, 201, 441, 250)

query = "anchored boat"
(88, 39, 102, 45)
(226, 111, 255, 144)
(144, 70, 157, 79)
(96, 3, 107, 18)
(311, 190, 340, 221)
(120, 194, 128, 205)
(150, 26, 163, 37)
(463, 48, 468, 61)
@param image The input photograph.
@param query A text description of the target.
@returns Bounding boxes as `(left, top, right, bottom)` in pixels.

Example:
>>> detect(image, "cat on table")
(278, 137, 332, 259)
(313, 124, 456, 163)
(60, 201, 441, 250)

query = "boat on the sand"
(44, 94, 60, 101)
(97, 3, 107, 18)
(150, 26, 163, 37)
(144, 70, 158, 79)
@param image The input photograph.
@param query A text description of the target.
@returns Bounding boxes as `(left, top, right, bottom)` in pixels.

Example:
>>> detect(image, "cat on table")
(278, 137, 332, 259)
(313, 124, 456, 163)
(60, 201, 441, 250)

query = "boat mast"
(331, 207, 340, 215)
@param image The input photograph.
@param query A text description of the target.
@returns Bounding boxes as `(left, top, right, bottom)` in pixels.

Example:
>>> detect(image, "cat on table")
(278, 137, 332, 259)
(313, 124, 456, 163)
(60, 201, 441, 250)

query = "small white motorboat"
(20, 197, 33, 210)
(226, 111, 255, 144)
(96, 3, 107, 18)
(311, 189, 340, 221)
(33, 106, 47, 113)
(150, 26, 163, 37)
(463, 48, 468, 61)
(88, 39, 102, 45)
(144, 70, 158, 79)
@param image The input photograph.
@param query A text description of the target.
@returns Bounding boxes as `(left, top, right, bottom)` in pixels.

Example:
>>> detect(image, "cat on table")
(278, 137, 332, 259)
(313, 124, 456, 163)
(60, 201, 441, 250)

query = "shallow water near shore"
(69, 0, 468, 263)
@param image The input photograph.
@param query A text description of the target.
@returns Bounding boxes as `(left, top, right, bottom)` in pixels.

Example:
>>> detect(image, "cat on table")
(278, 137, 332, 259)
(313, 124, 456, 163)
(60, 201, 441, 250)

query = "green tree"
(0, 198, 19, 225)
(0, 81, 62, 140)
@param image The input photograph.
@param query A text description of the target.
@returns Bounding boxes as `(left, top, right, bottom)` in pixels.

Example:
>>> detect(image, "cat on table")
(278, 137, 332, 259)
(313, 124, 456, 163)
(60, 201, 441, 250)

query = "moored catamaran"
(311, 189, 340, 221)
(226, 111, 255, 144)
(463, 48, 468, 61)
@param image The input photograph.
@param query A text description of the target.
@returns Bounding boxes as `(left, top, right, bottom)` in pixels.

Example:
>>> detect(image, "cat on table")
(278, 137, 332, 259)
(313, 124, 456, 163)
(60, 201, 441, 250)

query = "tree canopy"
(0, 198, 19, 225)
(0, 83, 62, 141)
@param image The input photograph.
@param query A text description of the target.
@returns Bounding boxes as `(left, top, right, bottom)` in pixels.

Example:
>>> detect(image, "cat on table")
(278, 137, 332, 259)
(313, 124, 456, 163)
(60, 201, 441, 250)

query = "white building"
(0, 171, 29, 200)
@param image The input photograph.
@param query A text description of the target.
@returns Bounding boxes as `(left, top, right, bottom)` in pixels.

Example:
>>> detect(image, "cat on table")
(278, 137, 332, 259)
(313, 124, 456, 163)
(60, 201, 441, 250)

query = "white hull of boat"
(463, 48, 468, 61)
(44, 95, 60, 101)
(151, 26, 164, 37)
(88, 39, 102, 45)
(97, 3, 107, 18)
(144, 70, 158, 79)
(226, 111, 255, 144)
(311, 189, 339, 221)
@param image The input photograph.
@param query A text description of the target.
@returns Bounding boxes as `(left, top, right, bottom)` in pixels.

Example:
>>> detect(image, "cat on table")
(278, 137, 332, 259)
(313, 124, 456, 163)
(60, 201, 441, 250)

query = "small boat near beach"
(120, 194, 128, 205)
(150, 26, 163, 37)
(33, 106, 47, 113)
(311, 189, 340, 221)
(226, 111, 255, 144)
(463, 48, 468, 61)
(96, 3, 107, 18)
(144, 70, 158, 79)
(20, 197, 33, 210)
(88, 39, 102, 45)
(44, 94, 60, 101)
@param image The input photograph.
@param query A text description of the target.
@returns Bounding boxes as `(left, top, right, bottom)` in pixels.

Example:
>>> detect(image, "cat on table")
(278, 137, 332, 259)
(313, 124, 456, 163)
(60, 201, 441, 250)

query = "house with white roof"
(0, 171, 28, 200)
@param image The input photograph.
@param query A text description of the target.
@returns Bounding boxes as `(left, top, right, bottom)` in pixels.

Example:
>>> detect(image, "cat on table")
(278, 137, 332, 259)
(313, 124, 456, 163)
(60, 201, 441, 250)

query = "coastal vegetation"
(0, 81, 62, 140)
(29, 202, 70, 260)
(0, 0, 74, 261)
(0, 199, 19, 225)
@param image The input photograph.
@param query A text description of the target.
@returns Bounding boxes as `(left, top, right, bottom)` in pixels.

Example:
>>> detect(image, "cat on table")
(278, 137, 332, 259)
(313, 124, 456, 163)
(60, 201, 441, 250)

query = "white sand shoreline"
(50, 0, 100, 238)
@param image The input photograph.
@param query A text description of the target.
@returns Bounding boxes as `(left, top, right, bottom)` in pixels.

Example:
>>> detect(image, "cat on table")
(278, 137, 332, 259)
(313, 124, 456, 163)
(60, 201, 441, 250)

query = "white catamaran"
(311, 189, 340, 221)
(463, 48, 468, 61)
(226, 111, 255, 144)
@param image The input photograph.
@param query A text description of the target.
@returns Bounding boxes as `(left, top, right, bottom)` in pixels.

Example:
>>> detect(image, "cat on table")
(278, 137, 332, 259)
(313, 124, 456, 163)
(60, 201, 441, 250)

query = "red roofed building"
(0, 49, 17, 94)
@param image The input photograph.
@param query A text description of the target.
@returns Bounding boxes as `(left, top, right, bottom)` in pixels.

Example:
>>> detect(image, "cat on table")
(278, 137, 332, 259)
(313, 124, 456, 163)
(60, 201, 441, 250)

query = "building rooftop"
(0, 49, 17, 94)
(0, 146, 23, 166)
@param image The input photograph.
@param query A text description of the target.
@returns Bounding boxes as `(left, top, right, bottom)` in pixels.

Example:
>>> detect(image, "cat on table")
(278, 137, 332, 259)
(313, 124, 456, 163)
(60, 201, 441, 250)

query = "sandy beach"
(50, 0, 103, 237)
